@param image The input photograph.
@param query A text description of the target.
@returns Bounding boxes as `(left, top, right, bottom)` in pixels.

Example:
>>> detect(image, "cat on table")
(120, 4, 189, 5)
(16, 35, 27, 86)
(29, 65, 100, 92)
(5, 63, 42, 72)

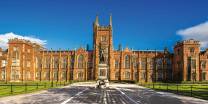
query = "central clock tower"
(93, 15, 114, 80)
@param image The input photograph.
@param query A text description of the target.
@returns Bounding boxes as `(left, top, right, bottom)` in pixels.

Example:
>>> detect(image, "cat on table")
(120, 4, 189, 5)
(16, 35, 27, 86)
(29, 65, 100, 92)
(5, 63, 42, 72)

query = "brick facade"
(0, 16, 207, 82)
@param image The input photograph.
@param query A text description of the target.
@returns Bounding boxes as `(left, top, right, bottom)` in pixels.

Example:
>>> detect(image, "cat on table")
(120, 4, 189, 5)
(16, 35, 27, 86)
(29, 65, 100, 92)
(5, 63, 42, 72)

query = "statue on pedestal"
(99, 48, 105, 63)
(99, 46, 108, 64)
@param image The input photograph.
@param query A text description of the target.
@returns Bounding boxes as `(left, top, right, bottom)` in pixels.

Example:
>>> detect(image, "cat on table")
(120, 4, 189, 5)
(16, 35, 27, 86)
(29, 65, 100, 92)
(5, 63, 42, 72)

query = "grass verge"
(0, 81, 72, 97)
(139, 82, 208, 100)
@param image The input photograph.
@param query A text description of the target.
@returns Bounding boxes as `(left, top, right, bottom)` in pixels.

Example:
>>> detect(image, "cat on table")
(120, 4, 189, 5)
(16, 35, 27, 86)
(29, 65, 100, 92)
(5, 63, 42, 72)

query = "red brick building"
(0, 16, 207, 82)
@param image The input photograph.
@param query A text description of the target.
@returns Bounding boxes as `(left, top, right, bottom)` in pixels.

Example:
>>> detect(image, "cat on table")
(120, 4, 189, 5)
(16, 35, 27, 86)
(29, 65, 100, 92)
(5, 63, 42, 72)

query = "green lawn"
(139, 83, 208, 100)
(0, 81, 72, 97)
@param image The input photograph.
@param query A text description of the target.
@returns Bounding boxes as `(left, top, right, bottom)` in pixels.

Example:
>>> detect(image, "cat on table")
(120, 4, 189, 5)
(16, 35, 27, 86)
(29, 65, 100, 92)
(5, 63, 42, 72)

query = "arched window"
(78, 55, 84, 68)
(125, 55, 130, 69)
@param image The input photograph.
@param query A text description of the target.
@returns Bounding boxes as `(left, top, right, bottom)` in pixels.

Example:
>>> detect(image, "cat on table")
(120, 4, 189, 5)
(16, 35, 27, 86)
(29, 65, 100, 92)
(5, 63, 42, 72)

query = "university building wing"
(0, 16, 207, 82)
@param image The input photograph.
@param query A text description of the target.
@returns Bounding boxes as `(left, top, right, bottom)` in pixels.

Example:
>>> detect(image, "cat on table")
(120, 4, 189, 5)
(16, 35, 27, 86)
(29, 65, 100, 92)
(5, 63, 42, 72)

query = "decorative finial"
(110, 13, 112, 26)
(95, 15, 99, 26)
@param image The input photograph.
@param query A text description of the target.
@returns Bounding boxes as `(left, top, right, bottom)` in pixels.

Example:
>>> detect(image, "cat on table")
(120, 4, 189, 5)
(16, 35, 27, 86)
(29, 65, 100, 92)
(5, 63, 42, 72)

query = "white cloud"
(0, 32, 46, 49)
(177, 21, 208, 48)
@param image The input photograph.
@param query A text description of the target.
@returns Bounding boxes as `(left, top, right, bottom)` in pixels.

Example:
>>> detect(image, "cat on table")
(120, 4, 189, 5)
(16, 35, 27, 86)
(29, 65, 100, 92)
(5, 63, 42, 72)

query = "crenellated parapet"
(8, 38, 43, 49)
(97, 26, 112, 30)
(175, 39, 200, 47)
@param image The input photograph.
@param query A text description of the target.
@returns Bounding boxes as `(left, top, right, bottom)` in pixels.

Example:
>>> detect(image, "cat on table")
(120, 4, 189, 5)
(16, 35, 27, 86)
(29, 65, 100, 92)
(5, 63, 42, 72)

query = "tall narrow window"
(201, 61, 206, 70)
(177, 49, 180, 55)
(26, 71, 30, 80)
(125, 55, 130, 69)
(150, 58, 154, 69)
(62, 57, 67, 68)
(1, 69, 5, 80)
(190, 47, 195, 53)
(26, 61, 31, 67)
(12, 47, 19, 59)
(115, 71, 119, 79)
(202, 72, 206, 80)
(125, 71, 130, 79)
(157, 58, 163, 69)
(53, 71, 58, 80)
(70, 57, 74, 68)
(37, 57, 42, 69)
(45, 71, 50, 80)
(78, 55, 84, 68)
(62, 71, 66, 80)
(191, 59, 196, 69)
(54, 57, 59, 68)
(142, 72, 146, 80)
(1, 60, 6, 67)
(78, 71, 83, 80)
(45, 57, 50, 68)
(132, 57, 137, 69)
(115, 60, 119, 69)
(141, 58, 146, 69)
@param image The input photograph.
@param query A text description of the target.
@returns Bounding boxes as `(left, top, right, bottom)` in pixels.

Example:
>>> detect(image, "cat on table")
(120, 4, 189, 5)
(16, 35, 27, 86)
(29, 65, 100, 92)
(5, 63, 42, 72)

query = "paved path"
(0, 82, 207, 104)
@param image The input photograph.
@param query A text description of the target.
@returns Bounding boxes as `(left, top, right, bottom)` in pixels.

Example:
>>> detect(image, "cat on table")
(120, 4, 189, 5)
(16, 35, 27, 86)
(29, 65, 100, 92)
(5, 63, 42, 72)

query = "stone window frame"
(124, 71, 131, 79)
(124, 55, 130, 69)
(115, 60, 119, 69)
(189, 47, 195, 53)
(201, 60, 206, 70)
(11, 67, 20, 80)
(115, 71, 119, 79)
(177, 49, 180, 56)
(141, 58, 146, 70)
(132, 56, 137, 69)
(149, 58, 154, 69)
(12, 46, 20, 59)
(191, 59, 196, 69)
(78, 54, 84, 69)
(26, 61, 31, 67)
(61, 71, 66, 80)
(101, 35, 107, 42)
(77, 71, 84, 80)
(53, 57, 59, 69)
(62, 57, 68, 69)
(1, 68, 6, 80)
(25, 71, 30, 80)
(1, 60, 7, 67)
(202, 72, 206, 81)
(45, 57, 51, 68)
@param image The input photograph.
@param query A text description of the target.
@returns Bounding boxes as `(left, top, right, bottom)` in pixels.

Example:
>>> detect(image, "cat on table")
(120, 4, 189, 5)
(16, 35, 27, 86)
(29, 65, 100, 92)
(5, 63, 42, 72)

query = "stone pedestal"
(98, 64, 108, 80)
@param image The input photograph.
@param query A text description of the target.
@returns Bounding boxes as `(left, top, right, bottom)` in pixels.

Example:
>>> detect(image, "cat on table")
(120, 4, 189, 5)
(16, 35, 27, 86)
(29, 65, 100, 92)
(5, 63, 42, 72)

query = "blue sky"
(0, 0, 208, 51)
